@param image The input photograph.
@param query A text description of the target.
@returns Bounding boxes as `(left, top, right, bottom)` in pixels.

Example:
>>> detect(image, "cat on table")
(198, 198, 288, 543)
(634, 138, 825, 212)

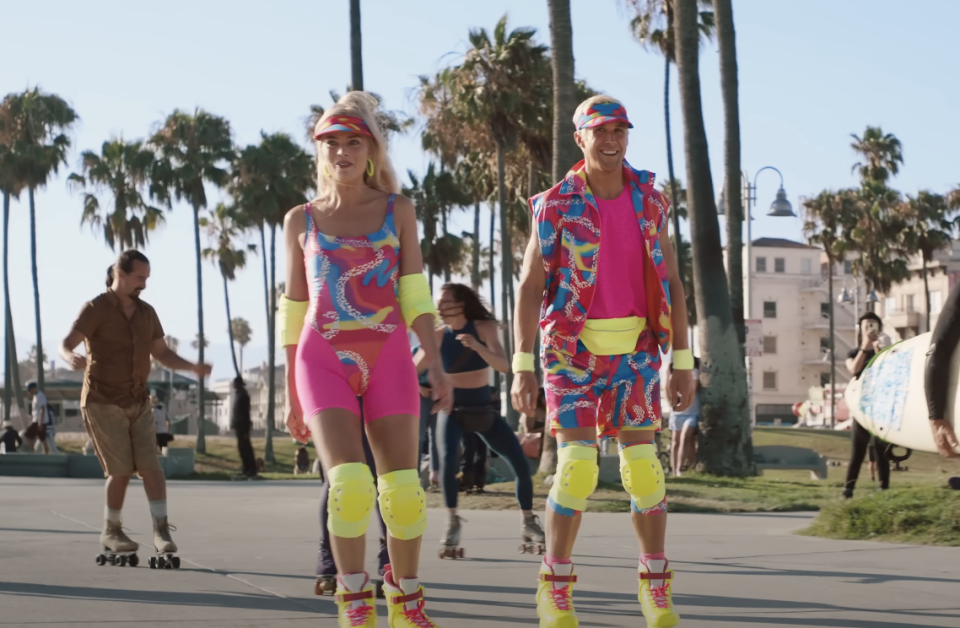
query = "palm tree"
(350, 0, 363, 91)
(67, 138, 164, 250)
(711, 0, 746, 350)
(230, 132, 313, 462)
(231, 318, 252, 373)
(899, 191, 959, 332)
(851, 126, 904, 185)
(0, 98, 22, 423)
(547, 0, 578, 180)
(191, 334, 209, 351)
(203, 203, 254, 378)
(673, 0, 752, 476)
(150, 109, 233, 454)
(4, 88, 78, 394)
(403, 163, 471, 285)
(626, 0, 715, 293)
(804, 190, 858, 428)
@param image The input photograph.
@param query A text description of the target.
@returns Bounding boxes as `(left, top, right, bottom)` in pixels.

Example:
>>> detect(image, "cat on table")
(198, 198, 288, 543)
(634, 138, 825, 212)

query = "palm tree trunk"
(714, 0, 745, 353)
(349, 0, 364, 91)
(260, 223, 270, 325)
(3, 191, 11, 423)
(192, 205, 206, 453)
(674, 0, 753, 476)
(441, 208, 451, 282)
(28, 188, 44, 392)
(497, 143, 518, 428)
(7, 313, 28, 429)
(828, 256, 837, 428)
(489, 202, 500, 394)
(239, 344, 244, 374)
(663, 58, 685, 292)
(222, 272, 240, 378)
(548, 0, 578, 182)
(265, 224, 277, 463)
(471, 202, 481, 290)
(922, 253, 931, 332)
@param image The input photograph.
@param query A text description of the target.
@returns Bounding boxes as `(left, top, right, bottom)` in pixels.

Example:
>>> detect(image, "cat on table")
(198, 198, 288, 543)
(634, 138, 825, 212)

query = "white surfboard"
(844, 331, 960, 454)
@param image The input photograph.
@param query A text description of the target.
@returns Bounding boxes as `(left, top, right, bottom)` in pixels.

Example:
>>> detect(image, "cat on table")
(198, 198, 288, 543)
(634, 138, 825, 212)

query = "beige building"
(731, 238, 857, 425)
(876, 241, 960, 341)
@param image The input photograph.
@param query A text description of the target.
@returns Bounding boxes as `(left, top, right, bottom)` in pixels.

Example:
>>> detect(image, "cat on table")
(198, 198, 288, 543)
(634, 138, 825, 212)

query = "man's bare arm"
(60, 330, 87, 371)
(150, 338, 210, 375)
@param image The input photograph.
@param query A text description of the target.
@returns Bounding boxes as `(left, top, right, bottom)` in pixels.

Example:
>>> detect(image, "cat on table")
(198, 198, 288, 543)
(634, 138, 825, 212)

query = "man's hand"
(931, 419, 960, 458)
(66, 353, 87, 371)
(511, 371, 540, 417)
(668, 369, 696, 413)
(862, 330, 879, 351)
(192, 363, 212, 377)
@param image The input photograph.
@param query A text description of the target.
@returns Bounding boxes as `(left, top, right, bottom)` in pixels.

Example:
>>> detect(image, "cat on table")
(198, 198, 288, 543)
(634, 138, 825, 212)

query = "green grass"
(802, 486, 960, 546)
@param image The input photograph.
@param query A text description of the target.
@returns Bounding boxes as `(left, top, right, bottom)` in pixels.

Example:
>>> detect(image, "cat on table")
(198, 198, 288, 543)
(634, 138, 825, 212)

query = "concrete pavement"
(2, 476, 958, 627)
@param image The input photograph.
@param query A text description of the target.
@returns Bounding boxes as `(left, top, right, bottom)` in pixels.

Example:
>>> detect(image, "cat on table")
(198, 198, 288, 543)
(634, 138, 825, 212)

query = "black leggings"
(844, 419, 890, 494)
(925, 282, 960, 420)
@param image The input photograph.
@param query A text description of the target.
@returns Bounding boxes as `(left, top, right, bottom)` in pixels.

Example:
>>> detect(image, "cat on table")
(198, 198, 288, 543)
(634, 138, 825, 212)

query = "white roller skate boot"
(150, 516, 180, 569)
(519, 514, 546, 554)
(438, 513, 464, 559)
(96, 520, 139, 567)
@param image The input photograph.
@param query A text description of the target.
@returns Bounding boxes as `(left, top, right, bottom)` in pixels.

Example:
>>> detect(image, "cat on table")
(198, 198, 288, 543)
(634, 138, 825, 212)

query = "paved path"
(2, 477, 958, 627)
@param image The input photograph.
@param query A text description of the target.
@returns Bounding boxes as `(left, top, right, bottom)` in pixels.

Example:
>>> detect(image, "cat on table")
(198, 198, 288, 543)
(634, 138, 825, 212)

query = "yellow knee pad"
(327, 463, 377, 539)
(548, 444, 600, 513)
(619, 444, 666, 511)
(377, 469, 427, 540)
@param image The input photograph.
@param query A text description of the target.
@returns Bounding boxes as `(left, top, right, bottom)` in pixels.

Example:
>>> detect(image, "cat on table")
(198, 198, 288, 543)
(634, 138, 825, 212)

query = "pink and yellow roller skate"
(382, 564, 440, 627)
(334, 573, 377, 627)
(536, 560, 579, 628)
(638, 559, 680, 627)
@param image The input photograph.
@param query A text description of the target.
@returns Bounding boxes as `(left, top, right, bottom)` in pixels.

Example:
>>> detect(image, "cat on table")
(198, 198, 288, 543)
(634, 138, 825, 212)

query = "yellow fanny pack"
(579, 316, 646, 356)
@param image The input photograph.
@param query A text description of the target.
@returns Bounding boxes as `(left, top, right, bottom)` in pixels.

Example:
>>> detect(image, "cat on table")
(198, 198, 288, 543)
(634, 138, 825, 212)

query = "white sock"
(547, 561, 574, 591)
(339, 572, 370, 609)
(642, 558, 666, 589)
(149, 500, 167, 519)
(399, 577, 421, 611)
(104, 507, 122, 523)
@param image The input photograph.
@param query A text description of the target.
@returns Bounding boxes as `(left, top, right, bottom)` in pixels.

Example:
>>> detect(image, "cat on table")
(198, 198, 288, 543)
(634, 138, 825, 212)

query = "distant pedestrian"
(1, 420, 21, 453)
(26, 381, 57, 455)
(229, 376, 258, 478)
(667, 357, 701, 476)
(151, 394, 173, 452)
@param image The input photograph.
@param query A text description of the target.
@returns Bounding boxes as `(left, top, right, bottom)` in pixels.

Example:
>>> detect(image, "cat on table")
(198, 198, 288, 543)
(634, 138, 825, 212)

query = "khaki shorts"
(82, 402, 162, 477)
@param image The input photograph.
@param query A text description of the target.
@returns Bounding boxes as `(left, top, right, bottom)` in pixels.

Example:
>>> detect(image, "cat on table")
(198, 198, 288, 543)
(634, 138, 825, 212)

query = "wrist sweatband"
(512, 352, 535, 373)
(278, 295, 309, 347)
(398, 273, 437, 327)
(673, 348, 694, 370)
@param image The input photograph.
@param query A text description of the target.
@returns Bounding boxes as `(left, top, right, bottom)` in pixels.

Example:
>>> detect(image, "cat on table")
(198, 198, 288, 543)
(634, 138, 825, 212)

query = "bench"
(753, 445, 828, 480)
(0, 448, 195, 478)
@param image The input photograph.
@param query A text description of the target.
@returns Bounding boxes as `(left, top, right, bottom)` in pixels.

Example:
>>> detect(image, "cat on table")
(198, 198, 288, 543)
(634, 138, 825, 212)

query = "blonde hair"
(572, 94, 626, 132)
(314, 91, 399, 200)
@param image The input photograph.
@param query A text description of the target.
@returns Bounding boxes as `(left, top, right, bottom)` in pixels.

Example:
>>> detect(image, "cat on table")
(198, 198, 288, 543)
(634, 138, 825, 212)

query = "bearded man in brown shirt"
(59, 250, 211, 563)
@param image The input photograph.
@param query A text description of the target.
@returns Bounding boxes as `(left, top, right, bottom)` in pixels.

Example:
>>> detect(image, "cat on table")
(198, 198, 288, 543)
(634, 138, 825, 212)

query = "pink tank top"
(589, 185, 647, 319)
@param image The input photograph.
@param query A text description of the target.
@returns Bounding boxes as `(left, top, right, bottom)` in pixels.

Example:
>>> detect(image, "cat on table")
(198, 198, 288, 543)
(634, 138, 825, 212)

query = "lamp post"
(718, 167, 795, 426)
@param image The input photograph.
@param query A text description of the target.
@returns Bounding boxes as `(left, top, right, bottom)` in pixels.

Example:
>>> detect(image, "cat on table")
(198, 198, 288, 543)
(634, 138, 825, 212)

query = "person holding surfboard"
(926, 284, 960, 458)
(843, 312, 892, 498)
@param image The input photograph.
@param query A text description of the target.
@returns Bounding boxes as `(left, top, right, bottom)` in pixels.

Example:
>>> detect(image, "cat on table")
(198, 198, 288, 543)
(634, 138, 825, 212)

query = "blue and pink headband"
(576, 102, 633, 130)
(314, 115, 373, 139)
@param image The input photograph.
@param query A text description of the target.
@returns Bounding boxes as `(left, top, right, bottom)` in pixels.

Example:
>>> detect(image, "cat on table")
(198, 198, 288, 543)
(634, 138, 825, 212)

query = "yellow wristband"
(673, 349, 694, 370)
(398, 273, 437, 327)
(512, 352, 535, 373)
(278, 295, 309, 347)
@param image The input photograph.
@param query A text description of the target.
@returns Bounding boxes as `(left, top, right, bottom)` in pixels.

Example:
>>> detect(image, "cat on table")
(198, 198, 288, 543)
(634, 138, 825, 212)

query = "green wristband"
(673, 349, 694, 370)
(512, 352, 535, 373)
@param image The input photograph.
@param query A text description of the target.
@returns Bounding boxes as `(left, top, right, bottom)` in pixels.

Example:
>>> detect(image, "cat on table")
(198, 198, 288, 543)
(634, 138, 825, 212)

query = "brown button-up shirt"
(71, 291, 165, 408)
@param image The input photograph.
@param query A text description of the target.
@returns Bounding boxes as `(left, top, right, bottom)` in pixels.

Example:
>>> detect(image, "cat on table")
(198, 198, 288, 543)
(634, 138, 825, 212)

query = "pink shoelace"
(549, 585, 573, 612)
(345, 604, 374, 627)
(401, 600, 435, 627)
(649, 584, 669, 610)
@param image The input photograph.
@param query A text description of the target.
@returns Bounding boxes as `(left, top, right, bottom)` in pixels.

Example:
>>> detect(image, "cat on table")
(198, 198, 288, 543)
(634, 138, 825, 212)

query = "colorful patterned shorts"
(543, 329, 662, 438)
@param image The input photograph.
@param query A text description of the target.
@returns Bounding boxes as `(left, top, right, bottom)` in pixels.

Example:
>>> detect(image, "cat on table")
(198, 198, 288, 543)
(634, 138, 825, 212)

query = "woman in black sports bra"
(415, 283, 544, 556)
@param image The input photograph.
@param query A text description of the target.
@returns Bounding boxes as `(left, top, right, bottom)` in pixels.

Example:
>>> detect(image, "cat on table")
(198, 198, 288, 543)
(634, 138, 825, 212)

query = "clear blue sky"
(3, 0, 959, 382)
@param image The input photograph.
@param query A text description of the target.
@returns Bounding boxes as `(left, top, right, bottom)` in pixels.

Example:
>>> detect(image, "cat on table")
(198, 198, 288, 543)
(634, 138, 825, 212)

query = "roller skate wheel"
(128, 554, 139, 568)
(457, 547, 465, 559)
(149, 557, 158, 569)
(95, 554, 106, 566)
(374, 580, 385, 599)
(171, 556, 181, 569)
(118, 555, 127, 567)
(157, 556, 166, 569)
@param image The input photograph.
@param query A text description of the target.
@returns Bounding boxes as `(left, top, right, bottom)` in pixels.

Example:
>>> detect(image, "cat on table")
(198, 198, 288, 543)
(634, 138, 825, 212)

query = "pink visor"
(314, 115, 373, 139)
(576, 102, 633, 130)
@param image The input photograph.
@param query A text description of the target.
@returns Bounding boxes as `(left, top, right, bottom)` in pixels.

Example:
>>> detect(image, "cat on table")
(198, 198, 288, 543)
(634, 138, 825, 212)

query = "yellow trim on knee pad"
(377, 469, 427, 540)
(619, 444, 666, 511)
(327, 463, 376, 539)
(548, 444, 600, 512)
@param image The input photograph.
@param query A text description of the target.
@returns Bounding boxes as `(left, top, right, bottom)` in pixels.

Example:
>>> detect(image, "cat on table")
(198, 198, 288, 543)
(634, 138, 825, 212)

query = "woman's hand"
(286, 390, 311, 444)
(457, 333, 480, 351)
(428, 364, 453, 415)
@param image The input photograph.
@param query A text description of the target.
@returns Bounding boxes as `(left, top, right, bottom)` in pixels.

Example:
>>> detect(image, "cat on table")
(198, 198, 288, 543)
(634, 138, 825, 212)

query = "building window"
(820, 337, 831, 352)
(801, 258, 812, 275)
(843, 260, 852, 275)
(820, 302, 831, 319)
(931, 290, 943, 314)
(774, 258, 785, 273)
(906, 294, 915, 313)
(763, 301, 777, 318)
(885, 297, 897, 315)
(820, 372, 831, 387)
(763, 336, 777, 354)
(763, 372, 777, 390)
(756, 257, 767, 273)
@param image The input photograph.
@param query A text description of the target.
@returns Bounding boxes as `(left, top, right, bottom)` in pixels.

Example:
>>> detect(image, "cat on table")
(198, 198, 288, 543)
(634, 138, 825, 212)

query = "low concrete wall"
(0, 449, 195, 478)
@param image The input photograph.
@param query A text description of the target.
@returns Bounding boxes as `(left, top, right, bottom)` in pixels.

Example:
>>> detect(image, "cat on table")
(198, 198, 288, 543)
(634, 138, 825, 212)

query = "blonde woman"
(281, 91, 451, 628)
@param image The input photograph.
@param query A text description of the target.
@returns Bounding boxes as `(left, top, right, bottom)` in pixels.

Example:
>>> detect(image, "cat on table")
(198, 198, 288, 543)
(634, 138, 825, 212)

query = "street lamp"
(718, 166, 795, 426)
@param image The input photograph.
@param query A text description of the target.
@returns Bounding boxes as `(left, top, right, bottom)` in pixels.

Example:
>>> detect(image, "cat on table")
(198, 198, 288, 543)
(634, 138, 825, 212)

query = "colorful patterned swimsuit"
(294, 194, 419, 422)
